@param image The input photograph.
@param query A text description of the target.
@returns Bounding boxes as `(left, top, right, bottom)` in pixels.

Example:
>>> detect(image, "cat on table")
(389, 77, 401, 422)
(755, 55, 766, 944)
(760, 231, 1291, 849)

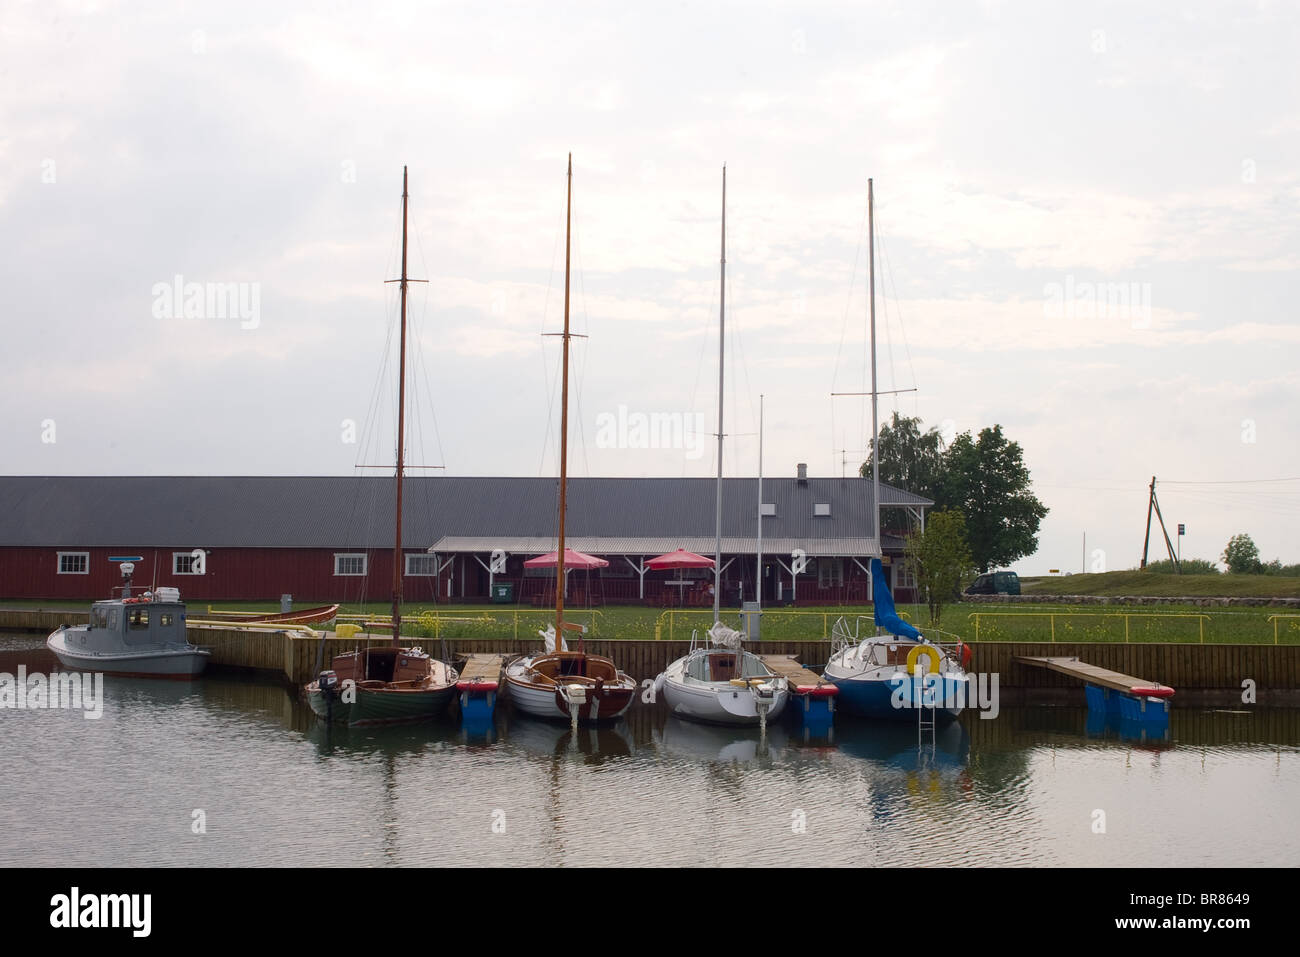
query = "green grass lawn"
(1023, 570, 1300, 598)
(7, 596, 1297, 644)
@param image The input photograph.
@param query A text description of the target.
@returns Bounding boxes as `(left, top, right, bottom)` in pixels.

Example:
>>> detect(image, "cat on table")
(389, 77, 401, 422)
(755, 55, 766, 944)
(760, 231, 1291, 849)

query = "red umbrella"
(645, 548, 716, 570)
(523, 548, 609, 569)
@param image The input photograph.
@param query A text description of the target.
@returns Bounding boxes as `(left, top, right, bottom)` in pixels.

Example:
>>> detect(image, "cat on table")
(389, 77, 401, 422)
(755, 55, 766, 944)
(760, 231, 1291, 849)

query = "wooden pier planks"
(757, 653, 832, 690)
(458, 652, 507, 684)
(1013, 655, 1172, 694)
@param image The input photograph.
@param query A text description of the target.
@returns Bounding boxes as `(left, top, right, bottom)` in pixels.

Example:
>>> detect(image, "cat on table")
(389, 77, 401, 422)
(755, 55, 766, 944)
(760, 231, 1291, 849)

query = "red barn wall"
(0, 547, 445, 604)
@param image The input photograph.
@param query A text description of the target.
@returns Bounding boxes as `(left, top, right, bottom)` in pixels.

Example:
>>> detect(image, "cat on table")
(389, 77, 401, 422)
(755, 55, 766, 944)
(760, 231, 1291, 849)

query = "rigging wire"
(828, 186, 870, 476)
(536, 166, 567, 477)
(571, 190, 591, 478)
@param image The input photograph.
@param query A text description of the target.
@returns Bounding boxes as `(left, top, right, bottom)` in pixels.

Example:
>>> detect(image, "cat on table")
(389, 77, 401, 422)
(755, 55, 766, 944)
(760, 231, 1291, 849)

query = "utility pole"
(1140, 476, 1181, 573)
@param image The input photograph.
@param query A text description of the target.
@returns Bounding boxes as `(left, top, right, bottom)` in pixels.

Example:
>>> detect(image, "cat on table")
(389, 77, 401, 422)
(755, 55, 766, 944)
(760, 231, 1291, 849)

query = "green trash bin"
(491, 582, 514, 604)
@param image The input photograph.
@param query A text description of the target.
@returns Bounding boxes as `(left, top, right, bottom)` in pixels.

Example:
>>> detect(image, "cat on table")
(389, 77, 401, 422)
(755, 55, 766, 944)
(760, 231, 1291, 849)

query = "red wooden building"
(0, 474, 931, 605)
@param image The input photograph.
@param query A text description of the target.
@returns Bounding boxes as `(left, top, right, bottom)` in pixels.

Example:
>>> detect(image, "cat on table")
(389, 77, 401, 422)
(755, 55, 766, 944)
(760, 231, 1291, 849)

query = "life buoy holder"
(906, 644, 943, 676)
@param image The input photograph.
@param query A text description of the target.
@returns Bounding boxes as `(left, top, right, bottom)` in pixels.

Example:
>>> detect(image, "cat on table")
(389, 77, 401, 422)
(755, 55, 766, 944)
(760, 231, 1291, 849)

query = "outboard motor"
(318, 670, 340, 721)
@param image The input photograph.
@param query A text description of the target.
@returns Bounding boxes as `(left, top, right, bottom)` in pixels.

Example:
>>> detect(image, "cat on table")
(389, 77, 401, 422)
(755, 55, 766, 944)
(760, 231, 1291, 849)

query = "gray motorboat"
(47, 585, 210, 679)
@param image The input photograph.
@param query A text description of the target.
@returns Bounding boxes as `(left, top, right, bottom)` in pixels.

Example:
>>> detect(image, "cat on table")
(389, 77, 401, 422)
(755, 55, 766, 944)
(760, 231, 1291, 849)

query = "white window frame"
(334, 553, 368, 576)
(817, 558, 844, 588)
(895, 562, 917, 590)
(57, 551, 89, 575)
(404, 554, 436, 576)
(172, 551, 203, 575)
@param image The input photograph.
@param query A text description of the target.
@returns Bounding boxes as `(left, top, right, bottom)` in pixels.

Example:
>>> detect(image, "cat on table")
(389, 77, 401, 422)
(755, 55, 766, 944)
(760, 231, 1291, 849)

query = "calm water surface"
(3, 635, 1297, 867)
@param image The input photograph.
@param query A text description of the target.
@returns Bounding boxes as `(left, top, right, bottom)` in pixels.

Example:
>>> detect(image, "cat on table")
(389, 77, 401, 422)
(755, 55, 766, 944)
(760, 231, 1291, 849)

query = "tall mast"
(756, 393, 763, 607)
(868, 177, 879, 629)
(391, 166, 410, 646)
(555, 154, 573, 642)
(714, 164, 726, 624)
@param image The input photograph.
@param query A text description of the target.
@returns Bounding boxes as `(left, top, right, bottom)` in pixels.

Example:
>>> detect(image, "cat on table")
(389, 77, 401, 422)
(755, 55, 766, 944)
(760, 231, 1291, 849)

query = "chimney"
(796, 463, 808, 485)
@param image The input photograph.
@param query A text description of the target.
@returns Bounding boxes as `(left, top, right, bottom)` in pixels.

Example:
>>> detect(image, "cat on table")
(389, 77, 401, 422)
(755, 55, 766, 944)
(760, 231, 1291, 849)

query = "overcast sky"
(3, 0, 1297, 574)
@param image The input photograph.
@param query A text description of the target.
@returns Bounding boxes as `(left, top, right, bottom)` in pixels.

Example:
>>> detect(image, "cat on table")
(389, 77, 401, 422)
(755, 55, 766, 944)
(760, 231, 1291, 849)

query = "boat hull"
(504, 657, 635, 724)
(46, 630, 209, 679)
(661, 674, 788, 726)
(307, 682, 457, 727)
(824, 653, 965, 722)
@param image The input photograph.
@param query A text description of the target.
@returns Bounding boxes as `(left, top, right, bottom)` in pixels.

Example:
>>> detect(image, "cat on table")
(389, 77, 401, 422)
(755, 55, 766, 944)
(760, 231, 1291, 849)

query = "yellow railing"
(1266, 615, 1300, 646)
(967, 611, 1212, 643)
(337, 608, 604, 640)
(652, 608, 901, 640)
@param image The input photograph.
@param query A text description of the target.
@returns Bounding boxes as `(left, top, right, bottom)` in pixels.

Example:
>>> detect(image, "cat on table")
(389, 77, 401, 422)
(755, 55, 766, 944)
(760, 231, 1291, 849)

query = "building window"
(896, 562, 917, 590)
(405, 554, 436, 576)
(760, 503, 776, 516)
(173, 551, 204, 575)
(814, 503, 831, 516)
(334, 553, 367, 576)
(818, 558, 844, 588)
(58, 552, 90, 574)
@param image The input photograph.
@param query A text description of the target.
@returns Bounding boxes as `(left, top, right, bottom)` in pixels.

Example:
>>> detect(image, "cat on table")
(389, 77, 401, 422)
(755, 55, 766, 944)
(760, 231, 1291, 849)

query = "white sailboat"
(821, 178, 970, 721)
(657, 166, 789, 729)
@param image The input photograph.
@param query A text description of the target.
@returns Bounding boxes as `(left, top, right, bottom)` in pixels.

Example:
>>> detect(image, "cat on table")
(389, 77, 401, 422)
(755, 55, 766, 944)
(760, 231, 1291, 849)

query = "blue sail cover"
(871, 557, 921, 639)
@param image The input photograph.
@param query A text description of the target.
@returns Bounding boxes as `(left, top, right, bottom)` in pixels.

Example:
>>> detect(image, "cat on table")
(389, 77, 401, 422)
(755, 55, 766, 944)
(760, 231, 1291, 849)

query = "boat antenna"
(556, 154, 573, 648)
(714, 163, 726, 625)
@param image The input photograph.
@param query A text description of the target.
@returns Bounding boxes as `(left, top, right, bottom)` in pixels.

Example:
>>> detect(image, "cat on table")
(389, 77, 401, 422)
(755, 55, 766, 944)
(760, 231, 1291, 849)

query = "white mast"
(756, 393, 763, 606)
(869, 178, 879, 631)
(714, 165, 726, 624)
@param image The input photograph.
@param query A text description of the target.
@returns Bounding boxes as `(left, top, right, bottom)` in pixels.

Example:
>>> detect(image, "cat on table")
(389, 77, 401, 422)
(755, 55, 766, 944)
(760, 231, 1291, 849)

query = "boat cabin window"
(159, 613, 175, 627)
(109, 608, 121, 630)
(91, 606, 110, 630)
(129, 609, 150, 629)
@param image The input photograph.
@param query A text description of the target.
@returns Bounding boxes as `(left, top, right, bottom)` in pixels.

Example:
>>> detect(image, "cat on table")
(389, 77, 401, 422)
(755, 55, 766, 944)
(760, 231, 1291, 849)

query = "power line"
(1162, 477, 1300, 485)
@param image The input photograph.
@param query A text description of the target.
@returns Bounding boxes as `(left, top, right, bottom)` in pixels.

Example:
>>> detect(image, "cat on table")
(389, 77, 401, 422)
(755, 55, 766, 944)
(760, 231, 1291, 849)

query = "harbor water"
(2, 634, 1297, 867)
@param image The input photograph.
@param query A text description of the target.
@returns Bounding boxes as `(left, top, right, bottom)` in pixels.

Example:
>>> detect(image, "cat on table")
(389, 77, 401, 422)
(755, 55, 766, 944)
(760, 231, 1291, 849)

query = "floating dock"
(456, 653, 507, 728)
(757, 654, 838, 735)
(1014, 655, 1175, 720)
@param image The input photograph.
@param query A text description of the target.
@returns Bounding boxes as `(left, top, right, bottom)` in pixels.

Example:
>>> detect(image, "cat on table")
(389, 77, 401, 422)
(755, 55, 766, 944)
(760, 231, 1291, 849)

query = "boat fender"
(956, 641, 973, 670)
(653, 673, 666, 700)
(905, 644, 942, 676)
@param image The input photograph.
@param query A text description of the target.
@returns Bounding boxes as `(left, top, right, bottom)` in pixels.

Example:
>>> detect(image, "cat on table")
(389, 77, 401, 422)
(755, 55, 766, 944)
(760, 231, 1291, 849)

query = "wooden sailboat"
(656, 166, 788, 728)
(504, 154, 636, 726)
(306, 167, 459, 727)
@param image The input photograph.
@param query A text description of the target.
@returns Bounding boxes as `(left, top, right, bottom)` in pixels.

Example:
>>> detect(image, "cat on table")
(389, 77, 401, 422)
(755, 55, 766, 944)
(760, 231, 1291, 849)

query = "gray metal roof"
(430, 536, 881, 558)
(0, 476, 930, 550)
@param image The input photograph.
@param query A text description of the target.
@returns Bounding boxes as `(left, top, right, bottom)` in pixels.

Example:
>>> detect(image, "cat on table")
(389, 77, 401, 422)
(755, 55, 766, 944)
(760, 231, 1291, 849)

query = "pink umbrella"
(645, 548, 716, 570)
(523, 548, 609, 569)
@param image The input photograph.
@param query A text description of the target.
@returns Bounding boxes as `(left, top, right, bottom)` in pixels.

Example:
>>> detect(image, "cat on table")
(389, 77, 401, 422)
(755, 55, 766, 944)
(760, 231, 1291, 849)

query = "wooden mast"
(555, 154, 573, 645)
(392, 166, 410, 646)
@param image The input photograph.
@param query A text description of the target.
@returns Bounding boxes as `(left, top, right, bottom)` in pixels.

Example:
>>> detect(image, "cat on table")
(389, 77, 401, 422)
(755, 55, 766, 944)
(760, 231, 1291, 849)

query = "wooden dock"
(457, 653, 507, 686)
(757, 654, 834, 692)
(758, 653, 837, 731)
(1013, 655, 1173, 695)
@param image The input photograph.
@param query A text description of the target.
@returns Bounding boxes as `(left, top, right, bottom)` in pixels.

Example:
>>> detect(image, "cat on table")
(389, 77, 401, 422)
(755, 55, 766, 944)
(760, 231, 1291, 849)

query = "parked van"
(966, 571, 1021, 596)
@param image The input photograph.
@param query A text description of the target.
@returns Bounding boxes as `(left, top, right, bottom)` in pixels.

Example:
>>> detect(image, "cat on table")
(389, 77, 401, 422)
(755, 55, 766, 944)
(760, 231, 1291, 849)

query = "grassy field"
(1022, 570, 1300, 598)
(6, 597, 1298, 644)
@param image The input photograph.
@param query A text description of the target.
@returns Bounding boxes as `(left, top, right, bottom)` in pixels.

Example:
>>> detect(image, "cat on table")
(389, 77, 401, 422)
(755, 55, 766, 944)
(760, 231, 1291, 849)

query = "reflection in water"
(2, 634, 1298, 867)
